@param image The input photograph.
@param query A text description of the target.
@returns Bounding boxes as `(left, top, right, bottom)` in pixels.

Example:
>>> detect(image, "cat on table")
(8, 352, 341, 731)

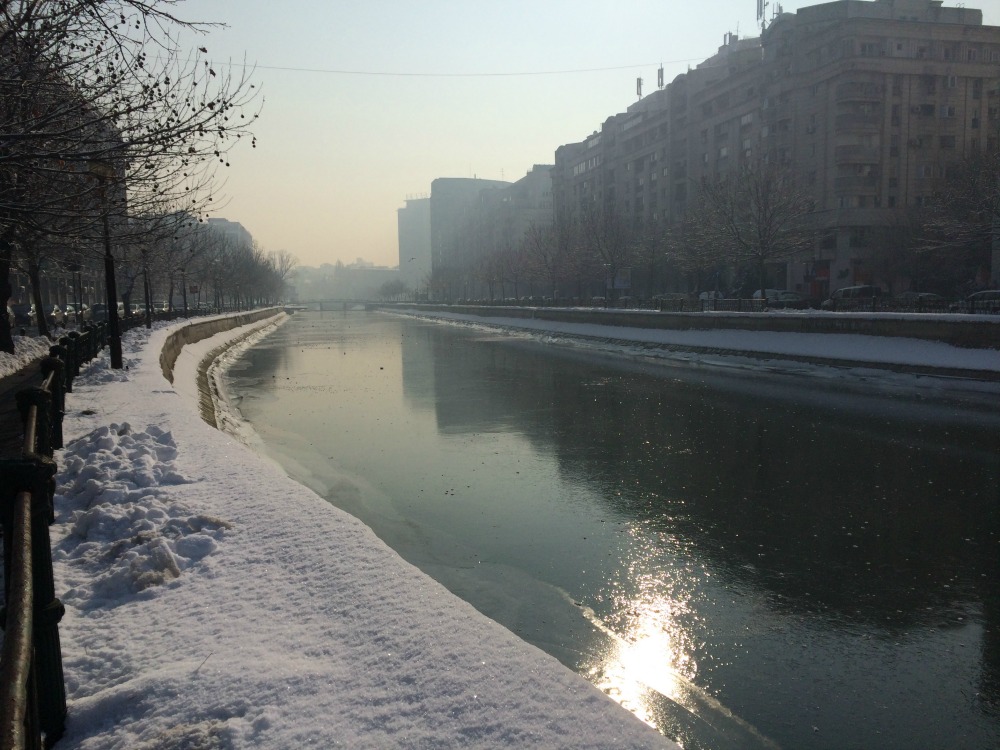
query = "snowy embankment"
(386, 307, 1000, 379)
(30, 316, 676, 749)
(0, 335, 54, 378)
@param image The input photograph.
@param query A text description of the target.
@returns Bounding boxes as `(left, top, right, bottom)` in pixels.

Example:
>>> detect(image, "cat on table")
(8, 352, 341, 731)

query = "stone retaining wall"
(159, 309, 282, 383)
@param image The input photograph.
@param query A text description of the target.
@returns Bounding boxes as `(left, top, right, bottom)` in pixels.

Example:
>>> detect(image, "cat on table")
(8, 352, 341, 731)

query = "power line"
(211, 58, 704, 78)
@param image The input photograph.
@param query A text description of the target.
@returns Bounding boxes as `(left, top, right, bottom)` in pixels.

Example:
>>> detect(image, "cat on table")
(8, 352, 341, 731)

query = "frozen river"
(222, 310, 1000, 750)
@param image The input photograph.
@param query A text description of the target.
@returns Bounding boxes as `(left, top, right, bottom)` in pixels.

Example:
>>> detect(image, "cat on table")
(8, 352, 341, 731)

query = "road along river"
(220, 310, 1000, 750)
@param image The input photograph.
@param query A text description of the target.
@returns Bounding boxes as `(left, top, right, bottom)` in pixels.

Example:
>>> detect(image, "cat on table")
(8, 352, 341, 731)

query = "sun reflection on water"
(578, 525, 779, 750)
(583, 587, 698, 730)
(577, 527, 701, 731)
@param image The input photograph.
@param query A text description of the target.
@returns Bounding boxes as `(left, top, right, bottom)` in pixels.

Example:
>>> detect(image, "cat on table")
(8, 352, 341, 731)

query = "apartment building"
(552, 0, 1000, 298)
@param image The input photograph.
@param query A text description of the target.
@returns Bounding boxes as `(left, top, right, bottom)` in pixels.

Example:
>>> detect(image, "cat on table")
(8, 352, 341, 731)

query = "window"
(940, 135, 957, 149)
(968, 48, 979, 62)
(946, 75, 958, 89)
(940, 105, 956, 118)
(719, 146, 729, 158)
(740, 112, 754, 126)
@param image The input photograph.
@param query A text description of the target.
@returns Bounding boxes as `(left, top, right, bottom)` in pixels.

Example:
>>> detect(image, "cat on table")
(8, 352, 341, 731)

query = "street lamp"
(89, 160, 123, 369)
(177, 267, 189, 317)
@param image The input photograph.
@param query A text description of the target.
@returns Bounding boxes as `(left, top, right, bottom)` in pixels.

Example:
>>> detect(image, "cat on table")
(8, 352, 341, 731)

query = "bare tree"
(918, 150, 999, 292)
(522, 222, 563, 299)
(0, 0, 261, 353)
(579, 208, 634, 300)
(689, 159, 815, 296)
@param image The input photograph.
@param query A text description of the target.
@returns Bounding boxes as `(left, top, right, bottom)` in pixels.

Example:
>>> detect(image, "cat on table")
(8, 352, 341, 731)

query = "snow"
(0, 335, 53, 377)
(14, 316, 677, 749)
(2, 307, 997, 748)
(386, 307, 1000, 376)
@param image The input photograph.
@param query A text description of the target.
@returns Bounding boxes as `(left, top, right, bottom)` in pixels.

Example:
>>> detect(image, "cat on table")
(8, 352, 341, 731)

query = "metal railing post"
(39, 360, 65, 452)
(0, 456, 65, 748)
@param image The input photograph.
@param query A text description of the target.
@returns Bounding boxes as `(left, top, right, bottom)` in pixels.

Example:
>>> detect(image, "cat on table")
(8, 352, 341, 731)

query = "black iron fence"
(0, 358, 69, 749)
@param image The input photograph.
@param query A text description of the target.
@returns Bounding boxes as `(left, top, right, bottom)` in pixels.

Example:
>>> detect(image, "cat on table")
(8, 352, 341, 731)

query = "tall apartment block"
(552, 0, 1000, 298)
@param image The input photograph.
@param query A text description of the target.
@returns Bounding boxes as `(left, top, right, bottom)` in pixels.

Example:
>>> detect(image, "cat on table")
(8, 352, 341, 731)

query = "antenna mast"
(757, 0, 769, 31)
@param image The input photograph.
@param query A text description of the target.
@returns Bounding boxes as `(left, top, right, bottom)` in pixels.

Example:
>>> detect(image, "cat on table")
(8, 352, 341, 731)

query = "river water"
(222, 310, 1000, 750)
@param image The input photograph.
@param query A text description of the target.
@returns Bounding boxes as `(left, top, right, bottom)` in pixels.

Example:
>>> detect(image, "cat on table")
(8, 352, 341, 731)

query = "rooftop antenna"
(636, 76, 643, 99)
(657, 63, 664, 90)
(757, 0, 769, 31)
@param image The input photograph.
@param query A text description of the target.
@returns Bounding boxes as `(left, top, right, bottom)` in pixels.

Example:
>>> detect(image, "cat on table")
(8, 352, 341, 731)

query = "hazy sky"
(176, 0, 1000, 269)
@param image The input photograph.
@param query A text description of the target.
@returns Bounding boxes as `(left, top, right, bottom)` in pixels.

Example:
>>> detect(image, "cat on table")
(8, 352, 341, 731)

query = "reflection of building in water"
(399, 322, 438, 413)
(411, 324, 1000, 658)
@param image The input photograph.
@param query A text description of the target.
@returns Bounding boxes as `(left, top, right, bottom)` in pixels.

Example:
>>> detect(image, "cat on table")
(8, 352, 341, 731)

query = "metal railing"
(0, 358, 68, 749)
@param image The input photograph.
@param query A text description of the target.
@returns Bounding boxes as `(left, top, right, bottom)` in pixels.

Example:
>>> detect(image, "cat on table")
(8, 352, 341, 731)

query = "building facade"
(397, 197, 431, 297)
(552, 0, 1000, 298)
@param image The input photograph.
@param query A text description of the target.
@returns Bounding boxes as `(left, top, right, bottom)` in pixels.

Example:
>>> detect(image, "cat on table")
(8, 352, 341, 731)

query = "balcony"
(834, 175, 880, 192)
(834, 145, 882, 163)
(835, 112, 883, 131)
(836, 82, 884, 103)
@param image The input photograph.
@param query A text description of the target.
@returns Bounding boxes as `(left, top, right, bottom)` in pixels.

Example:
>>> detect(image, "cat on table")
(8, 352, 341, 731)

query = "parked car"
(752, 288, 784, 302)
(769, 291, 811, 309)
(47, 305, 64, 325)
(951, 290, 1000, 313)
(6, 306, 13, 326)
(821, 285, 884, 309)
(10, 303, 33, 325)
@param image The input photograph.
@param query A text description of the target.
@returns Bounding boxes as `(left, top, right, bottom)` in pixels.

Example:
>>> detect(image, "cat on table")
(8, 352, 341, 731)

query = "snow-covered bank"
(386, 307, 1000, 383)
(0, 335, 54, 378)
(41, 318, 675, 749)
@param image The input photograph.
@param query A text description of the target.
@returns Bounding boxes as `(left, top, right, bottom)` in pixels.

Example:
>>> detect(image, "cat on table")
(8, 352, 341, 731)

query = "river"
(221, 310, 1000, 750)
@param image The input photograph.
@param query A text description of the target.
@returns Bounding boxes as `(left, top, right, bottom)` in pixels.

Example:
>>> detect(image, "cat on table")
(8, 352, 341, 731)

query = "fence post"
(40, 358, 65, 452)
(0, 456, 66, 746)
(54, 341, 72, 395)
(16, 388, 52, 459)
(65, 332, 81, 380)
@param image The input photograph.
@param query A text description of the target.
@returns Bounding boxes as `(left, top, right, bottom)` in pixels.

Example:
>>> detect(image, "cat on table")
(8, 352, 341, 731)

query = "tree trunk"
(28, 260, 49, 339)
(0, 243, 14, 354)
(759, 257, 768, 303)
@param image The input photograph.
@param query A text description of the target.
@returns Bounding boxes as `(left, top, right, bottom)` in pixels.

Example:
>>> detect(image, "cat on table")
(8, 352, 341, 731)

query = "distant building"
(428, 177, 511, 298)
(552, 0, 1000, 297)
(398, 197, 431, 296)
(206, 217, 253, 247)
(330, 260, 400, 300)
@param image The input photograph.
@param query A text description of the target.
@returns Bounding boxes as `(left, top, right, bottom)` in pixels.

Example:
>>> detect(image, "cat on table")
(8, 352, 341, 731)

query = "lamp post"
(177, 267, 189, 317)
(89, 161, 122, 369)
